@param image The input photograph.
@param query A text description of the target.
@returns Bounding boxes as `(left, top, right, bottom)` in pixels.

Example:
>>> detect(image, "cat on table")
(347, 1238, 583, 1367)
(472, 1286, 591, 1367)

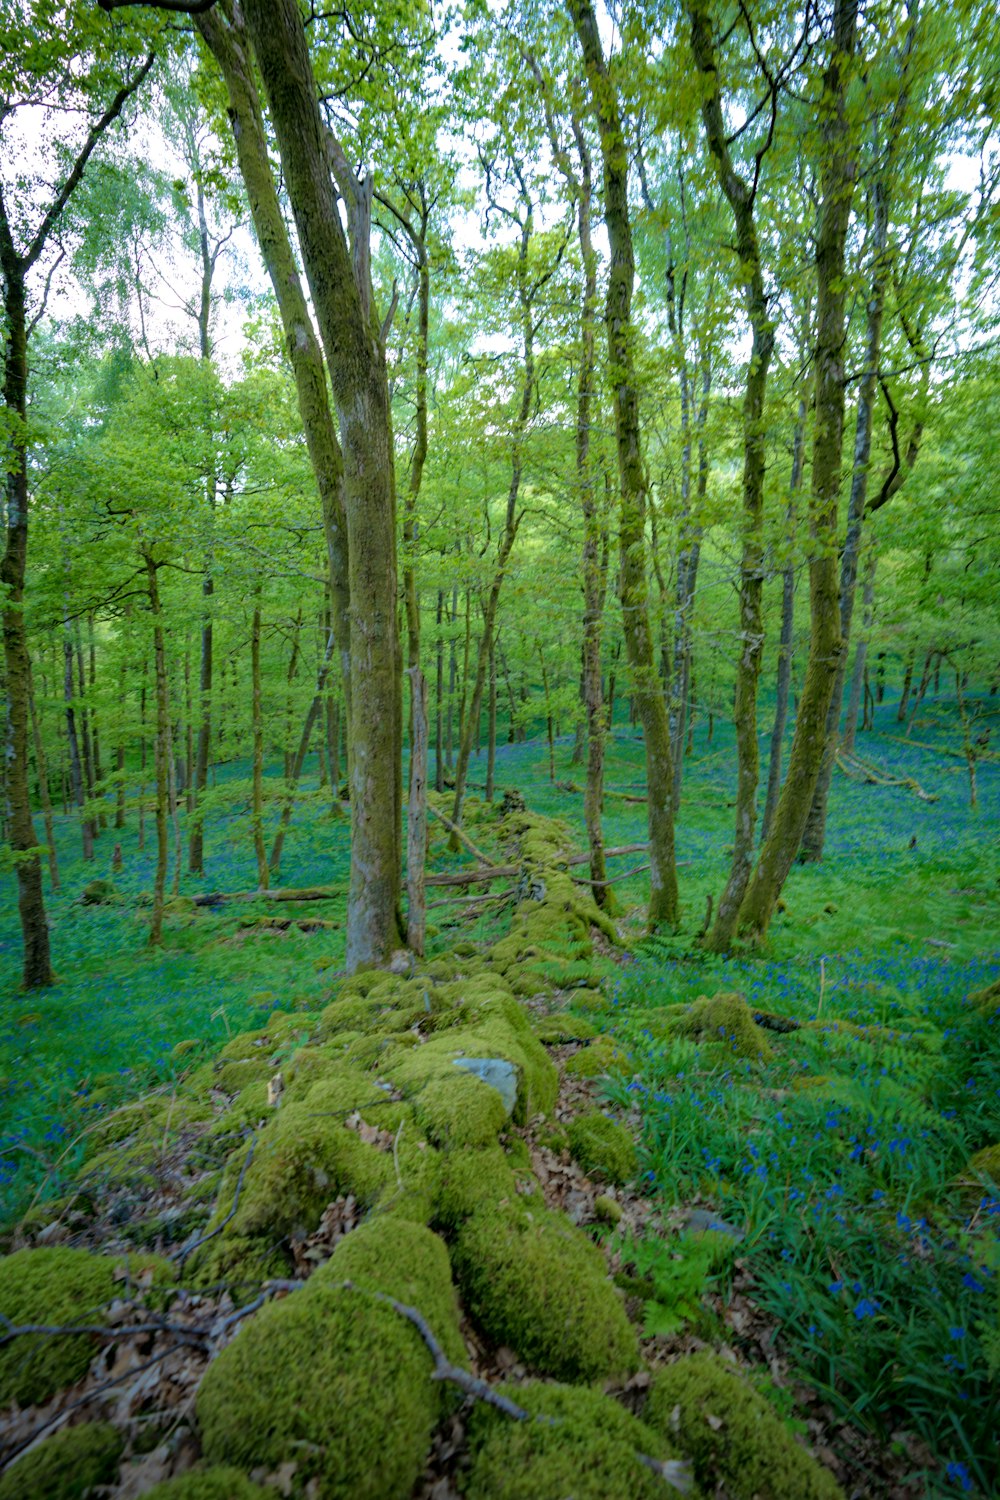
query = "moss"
(212, 1057, 273, 1096)
(143, 1467, 276, 1499)
(465, 1381, 682, 1500)
(189, 1234, 291, 1294)
(594, 1194, 623, 1225)
(0, 1248, 169, 1407)
(453, 1201, 638, 1382)
(387, 1008, 557, 1125)
(213, 1104, 393, 1242)
(645, 1353, 844, 1500)
(532, 1013, 598, 1044)
(675, 992, 773, 1061)
(954, 1141, 1000, 1204)
(567, 1112, 637, 1185)
(207, 1080, 270, 1136)
(569, 988, 610, 1014)
(435, 1145, 538, 1230)
(969, 977, 1000, 1016)
(316, 994, 384, 1038)
(563, 1035, 628, 1078)
(0, 1421, 123, 1500)
(81, 878, 116, 905)
(312, 1216, 465, 1364)
(197, 1222, 457, 1499)
(411, 1071, 509, 1148)
(171, 1038, 201, 1061)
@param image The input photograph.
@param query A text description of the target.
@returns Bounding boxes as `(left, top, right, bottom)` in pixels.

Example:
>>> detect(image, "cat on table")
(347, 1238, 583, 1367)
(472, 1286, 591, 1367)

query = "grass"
(2, 689, 997, 1490)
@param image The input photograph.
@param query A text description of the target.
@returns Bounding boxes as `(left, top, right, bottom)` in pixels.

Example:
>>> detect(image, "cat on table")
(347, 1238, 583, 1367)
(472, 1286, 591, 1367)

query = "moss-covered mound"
(0, 1421, 122, 1500)
(645, 1353, 843, 1500)
(567, 1111, 637, 1184)
(142, 1468, 276, 1499)
(674, 992, 773, 1061)
(452, 1202, 638, 1382)
(563, 1034, 629, 1078)
(0, 1248, 143, 1406)
(196, 1220, 462, 1499)
(465, 1381, 687, 1500)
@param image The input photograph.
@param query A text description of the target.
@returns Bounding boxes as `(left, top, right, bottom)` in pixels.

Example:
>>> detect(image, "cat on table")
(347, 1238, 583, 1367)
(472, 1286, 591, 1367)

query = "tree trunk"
(145, 553, 170, 948)
(242, 0, 403, 971)
(486, 633, 497, 802)
(251, 599, 269, 889)
(738, 0, 858, 941)
(64, 610, 93, 862)
(269, 629, 337, 876)
(406, 667, 428, 955)
(843, 544, 876, 751)
(27, 661, 60, 892)
(435, 590, 445, 793)
(761, 393, 808, 844)
(689, 0, 776, 951)
(572, 0, 679, 929)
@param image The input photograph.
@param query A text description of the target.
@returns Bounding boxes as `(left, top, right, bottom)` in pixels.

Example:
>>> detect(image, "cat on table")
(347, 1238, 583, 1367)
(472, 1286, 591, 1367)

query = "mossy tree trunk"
(801, 14, 918, 860)
(251, 597, 269, 890)
(738, 0, 859, 942)
(27, 660, 59, 892)
(144, 551, 170, 949)
(688, 0, 776, 952)
(449, 172, 542, 840)
(242, 0, 400, 971)
(761, 393, 808, 844)
(571, 0, 679, 929)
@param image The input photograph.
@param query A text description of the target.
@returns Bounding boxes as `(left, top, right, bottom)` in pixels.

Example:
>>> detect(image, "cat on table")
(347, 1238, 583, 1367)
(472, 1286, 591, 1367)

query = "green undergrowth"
(595, 948, 999, 1495)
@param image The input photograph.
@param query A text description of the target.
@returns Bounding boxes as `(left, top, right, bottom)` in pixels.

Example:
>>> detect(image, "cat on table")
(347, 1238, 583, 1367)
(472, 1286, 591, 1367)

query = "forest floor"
(1, 692, 998, 1496)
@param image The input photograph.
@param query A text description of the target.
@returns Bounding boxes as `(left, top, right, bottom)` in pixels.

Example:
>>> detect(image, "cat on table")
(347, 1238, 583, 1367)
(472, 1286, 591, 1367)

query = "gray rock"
(681, 1207, 744, 1240)
(452, 1056, 518, 1116)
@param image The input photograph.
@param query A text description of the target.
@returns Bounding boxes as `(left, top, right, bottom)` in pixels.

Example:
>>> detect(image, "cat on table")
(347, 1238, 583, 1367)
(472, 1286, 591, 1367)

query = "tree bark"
(738, 0, 859, 941)
(761, 397, 807, 845)
(241, 0, 400, 972)
(27, 661, 60, 892)
(571, 0, 680, 929)
(144, 552, 169, 948)
(688, 0, 776, 951)
(843, 544, 876, 750)
(406, 667, 428, 955)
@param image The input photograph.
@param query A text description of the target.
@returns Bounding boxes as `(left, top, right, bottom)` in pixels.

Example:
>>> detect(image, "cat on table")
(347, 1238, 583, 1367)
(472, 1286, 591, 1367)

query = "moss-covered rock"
(0, 1421, 122, 1500)
(465, 1381, 686, 1500)
(645, 1353, 843, 1500)
(532, 1014, 598, 1044)
(563, 1035, 628, 1078)
(386, 1003, 557, 1125)
(452, 1202, 638, 1382)
(213, 1102, 393, 1242)
(0, 1250, 114, 1406)
(567, 1112, 637, 1185)
(197, 1221, 460, 1499)
(675, 992, 773, 1061)
(969, 977, 1000, 1016)
(594, 1194, 623, 1225)
(410, 1070, 509, 1148)
(0, 1248, 169, 1407)
(143, 1467, 276, 1499)
(80, 879, 116, 905)
(435, 1146, 534, 1230)
(953, 1141, 1000, 1205)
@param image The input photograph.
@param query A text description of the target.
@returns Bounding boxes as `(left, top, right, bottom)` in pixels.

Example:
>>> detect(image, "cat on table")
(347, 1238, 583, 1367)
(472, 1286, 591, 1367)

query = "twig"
(173, 1138, 256, 1266)
(571, 860, 650, 888)
(427, 805, 496, 867)
(392, 1120, 404, 1188)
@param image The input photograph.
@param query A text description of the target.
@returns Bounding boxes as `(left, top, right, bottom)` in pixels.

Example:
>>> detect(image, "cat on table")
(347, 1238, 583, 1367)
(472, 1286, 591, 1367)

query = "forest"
(0, 0, 998, 1496)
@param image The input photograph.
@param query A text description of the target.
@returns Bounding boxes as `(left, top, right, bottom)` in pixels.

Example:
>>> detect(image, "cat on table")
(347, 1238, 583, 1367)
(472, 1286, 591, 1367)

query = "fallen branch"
(835, 749, 937, 802)
(572, 860, 650, 888)
(427, 805, 496, 867)
(193, 886, 344, 907)
(425, 890, 516, 910)
(173, 1138, 256, 1266)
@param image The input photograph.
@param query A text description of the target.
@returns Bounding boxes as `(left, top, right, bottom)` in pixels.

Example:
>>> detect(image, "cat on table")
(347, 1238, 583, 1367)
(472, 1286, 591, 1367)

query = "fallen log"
(193, 886, 343, 907)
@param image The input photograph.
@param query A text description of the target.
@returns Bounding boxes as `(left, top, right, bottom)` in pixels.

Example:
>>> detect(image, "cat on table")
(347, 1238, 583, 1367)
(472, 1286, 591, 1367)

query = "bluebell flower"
(853, 1297, 880, 1319)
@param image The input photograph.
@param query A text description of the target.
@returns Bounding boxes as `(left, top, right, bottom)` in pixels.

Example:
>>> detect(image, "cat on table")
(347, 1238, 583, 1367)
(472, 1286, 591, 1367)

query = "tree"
(2, 5, 155, 987)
